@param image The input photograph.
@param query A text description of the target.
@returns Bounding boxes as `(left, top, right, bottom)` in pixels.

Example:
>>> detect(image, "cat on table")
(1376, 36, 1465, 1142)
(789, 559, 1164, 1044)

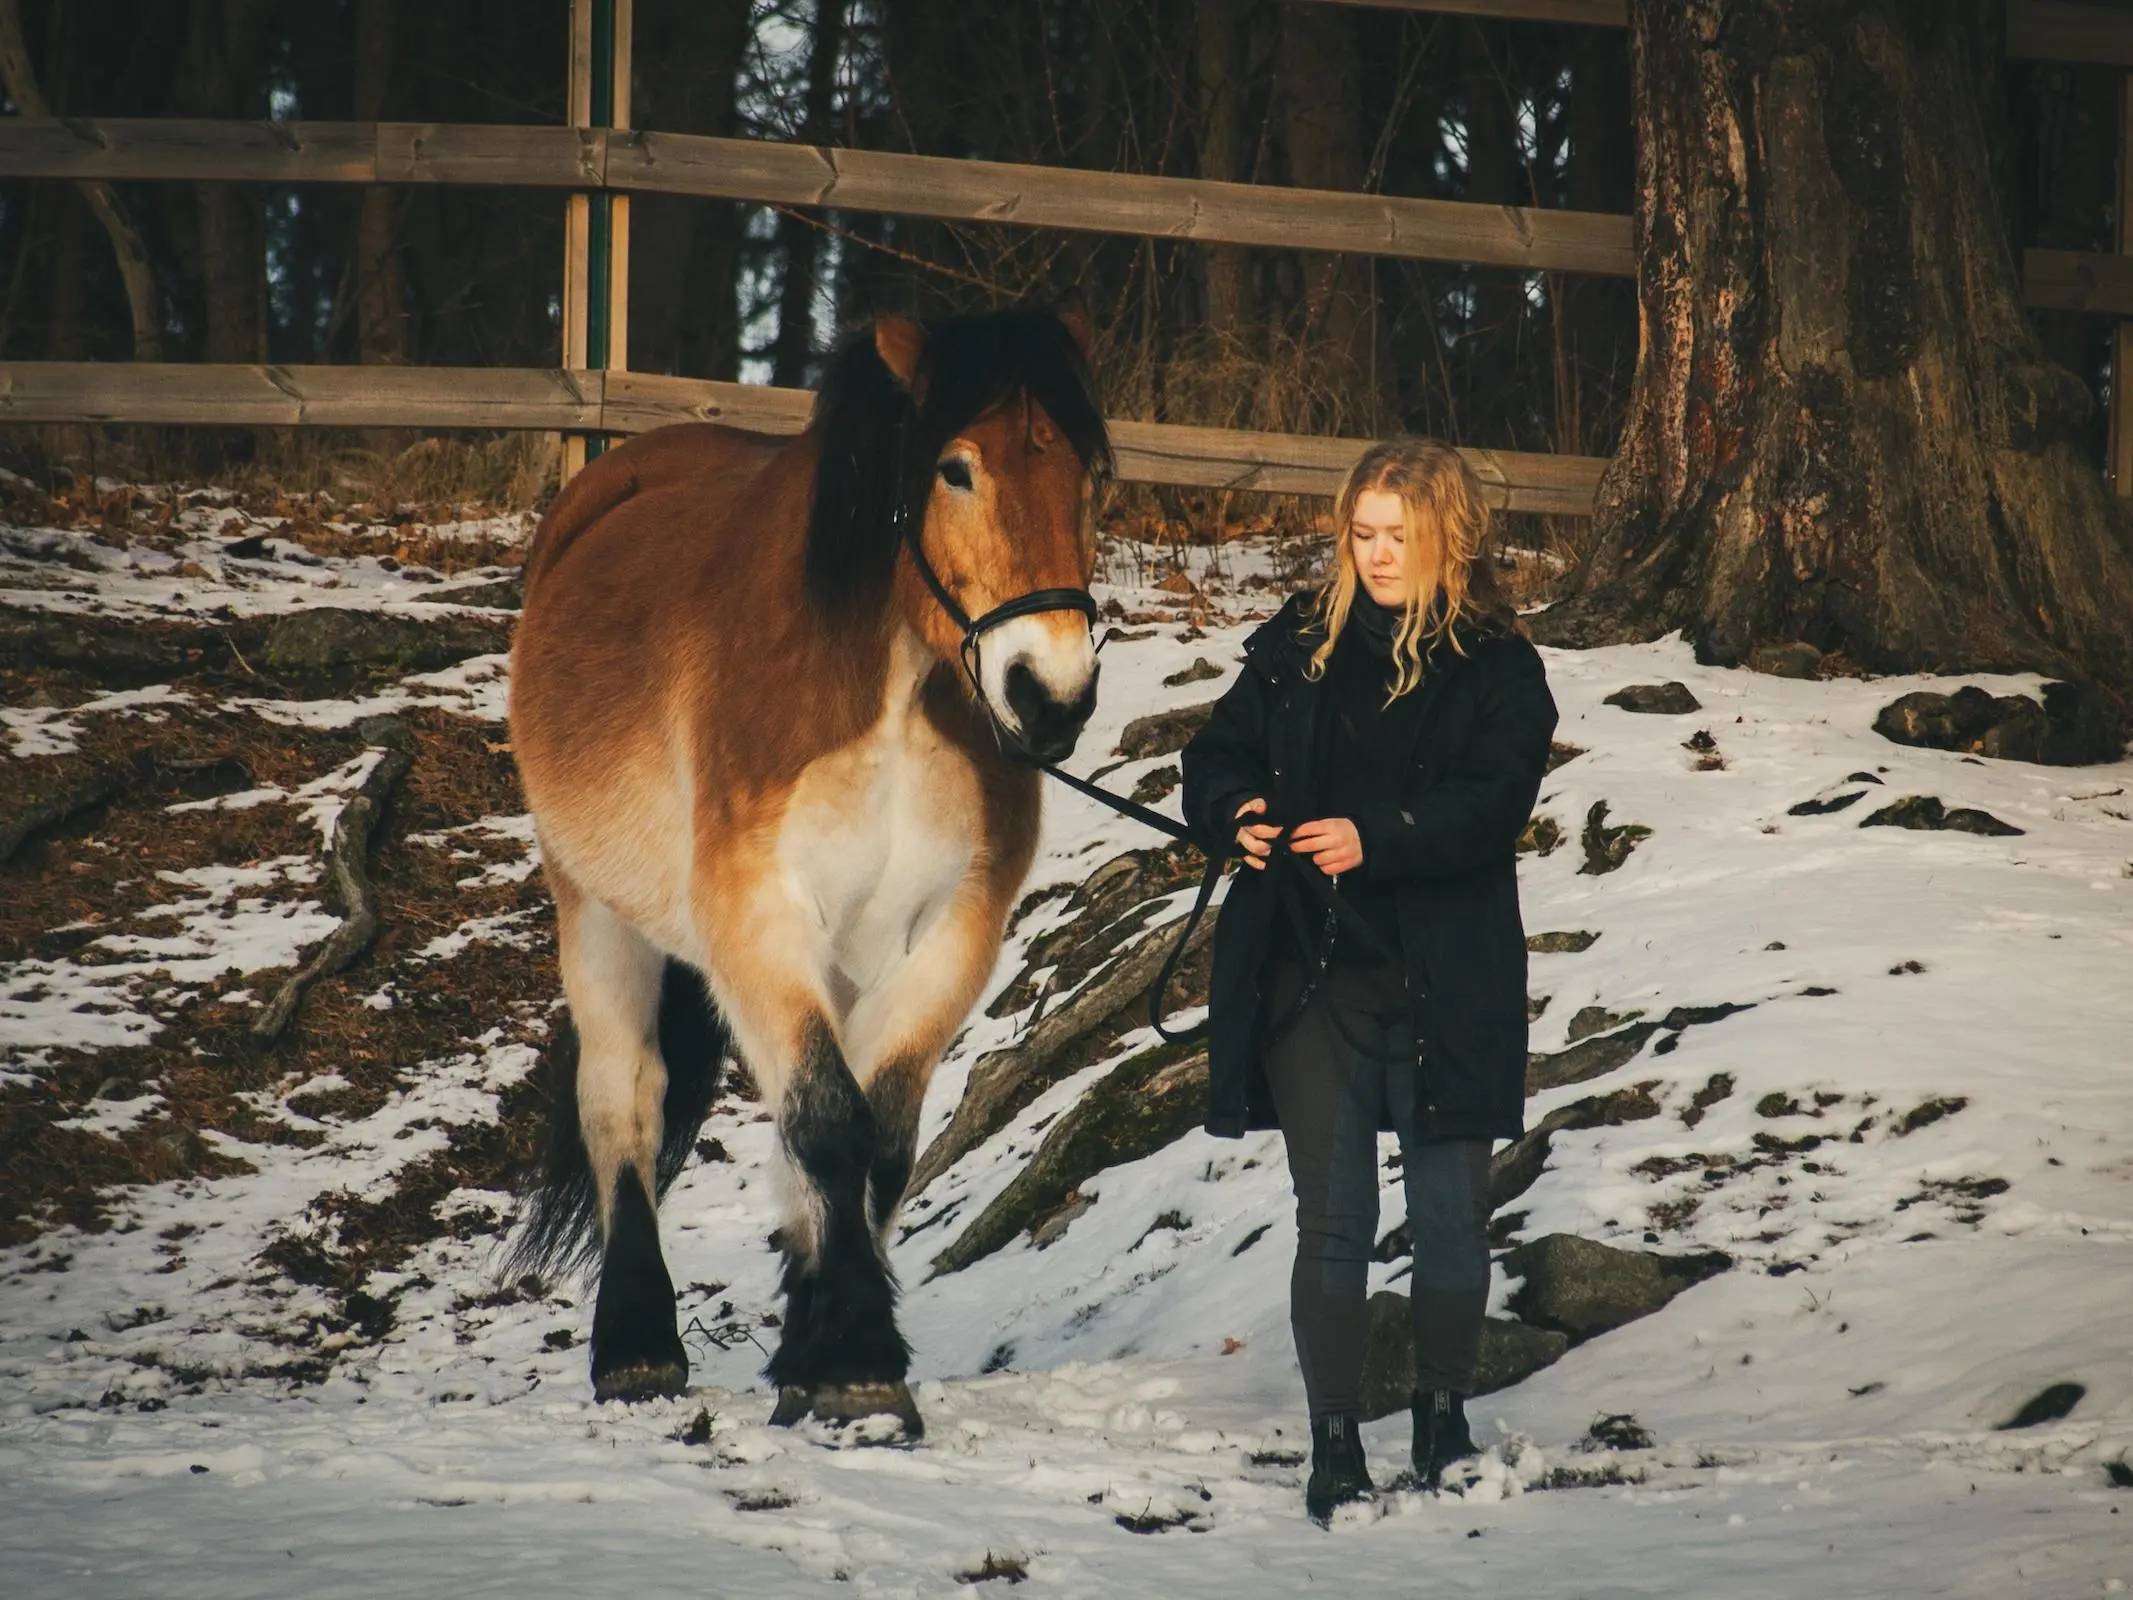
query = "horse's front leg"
(841, 887, 1010, 1244)
(702, 889, 924, 1434)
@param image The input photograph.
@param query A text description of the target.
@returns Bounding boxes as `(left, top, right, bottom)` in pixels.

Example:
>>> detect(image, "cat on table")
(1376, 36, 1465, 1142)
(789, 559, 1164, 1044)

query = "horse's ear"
(873, 312, 928, 398)
(1053, 288, 1095, 362)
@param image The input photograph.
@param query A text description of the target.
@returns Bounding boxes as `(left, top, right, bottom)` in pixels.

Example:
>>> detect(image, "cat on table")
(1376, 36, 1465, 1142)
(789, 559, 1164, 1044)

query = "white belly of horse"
(778, 716, 981, 1011)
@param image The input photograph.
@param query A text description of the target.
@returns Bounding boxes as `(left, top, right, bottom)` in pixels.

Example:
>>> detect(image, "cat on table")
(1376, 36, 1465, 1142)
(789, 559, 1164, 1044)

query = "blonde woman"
(1182, 437, 1558, 1523)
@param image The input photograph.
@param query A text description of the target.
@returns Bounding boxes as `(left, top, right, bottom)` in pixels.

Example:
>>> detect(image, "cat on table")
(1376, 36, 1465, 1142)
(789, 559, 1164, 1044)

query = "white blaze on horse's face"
(927, 412, 1099, 765)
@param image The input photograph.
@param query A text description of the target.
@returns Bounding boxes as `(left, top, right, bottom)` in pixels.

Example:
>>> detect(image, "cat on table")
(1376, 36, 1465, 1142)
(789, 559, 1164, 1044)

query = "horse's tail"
(507, 960, 729, 1279)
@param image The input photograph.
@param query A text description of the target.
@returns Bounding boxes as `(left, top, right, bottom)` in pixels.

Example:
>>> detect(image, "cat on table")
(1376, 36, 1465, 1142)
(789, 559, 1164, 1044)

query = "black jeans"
(1261, 959, 1493, 1419)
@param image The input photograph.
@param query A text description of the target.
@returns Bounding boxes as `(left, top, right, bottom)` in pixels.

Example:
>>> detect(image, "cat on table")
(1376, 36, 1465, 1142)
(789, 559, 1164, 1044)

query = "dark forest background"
(0, 0, 2119, 495)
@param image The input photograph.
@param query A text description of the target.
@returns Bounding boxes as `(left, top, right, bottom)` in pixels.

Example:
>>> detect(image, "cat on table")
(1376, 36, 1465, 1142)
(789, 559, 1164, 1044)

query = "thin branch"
(253, 743, 413, 1044)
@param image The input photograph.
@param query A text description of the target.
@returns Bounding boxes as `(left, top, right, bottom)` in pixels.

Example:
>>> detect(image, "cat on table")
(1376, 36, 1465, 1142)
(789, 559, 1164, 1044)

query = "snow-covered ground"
(2, 497, 2129, 1598)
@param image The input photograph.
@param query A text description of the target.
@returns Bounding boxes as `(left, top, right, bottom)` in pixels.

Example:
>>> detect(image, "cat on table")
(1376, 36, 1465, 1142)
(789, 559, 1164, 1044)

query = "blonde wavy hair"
(1306, 435, 1516, 698)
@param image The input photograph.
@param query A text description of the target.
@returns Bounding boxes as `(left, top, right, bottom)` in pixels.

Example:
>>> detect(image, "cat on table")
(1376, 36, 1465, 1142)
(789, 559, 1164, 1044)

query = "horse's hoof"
(591, 1359, 688, 1404)
(811, 1380, 925, 1440)
(765, 1380, 925, 1439)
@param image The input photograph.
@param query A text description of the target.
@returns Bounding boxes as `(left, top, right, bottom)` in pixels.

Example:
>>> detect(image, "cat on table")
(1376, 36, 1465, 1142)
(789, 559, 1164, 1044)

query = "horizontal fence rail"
(0, 362, 1607, 512)
(0, 117, 2119, 316)
(0, 119, 1631, 276)
(1, 119, 2127, 312)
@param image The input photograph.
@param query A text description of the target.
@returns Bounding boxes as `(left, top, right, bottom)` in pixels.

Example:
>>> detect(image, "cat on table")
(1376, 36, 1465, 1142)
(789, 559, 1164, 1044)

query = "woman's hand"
(1232, 796, 1281, 870)
(1289, 817, 1363, 876)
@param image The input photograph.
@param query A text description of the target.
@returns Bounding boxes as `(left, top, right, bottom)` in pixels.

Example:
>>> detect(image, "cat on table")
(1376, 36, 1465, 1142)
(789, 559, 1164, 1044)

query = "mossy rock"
(1358, 1292, 1570, 1420)
(264, 607, 510, 681)
(1116, 701, 1216, 760)
(1502, 1233, 1731, 1343)
(928, 1040, 1208, 1277)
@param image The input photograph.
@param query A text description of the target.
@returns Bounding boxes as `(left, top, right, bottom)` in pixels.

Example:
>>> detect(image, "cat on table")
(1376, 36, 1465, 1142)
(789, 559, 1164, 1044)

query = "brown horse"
(506, 303, 1110, 1434)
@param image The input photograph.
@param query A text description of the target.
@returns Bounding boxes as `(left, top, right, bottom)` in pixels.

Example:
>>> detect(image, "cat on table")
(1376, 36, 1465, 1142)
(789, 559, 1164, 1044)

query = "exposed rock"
(1604, 682, 1701, 715)
(1787, 789, 1867, 816)
(1358, 1292, 1571, 1420)
(264, 607, 511, 679)
(1859, 794, 2023, 837)
(928, 1042, 1209, 1277)
(1129, 765, 1180, 804)
(1488, 1083, 1663, 1210)
(1545, 741, 1587, 772)
(1518, 814, 1564, 856)
(1161, 657, 1224, 687)
(919, 905, 1215, 1193)
(0, 603, 272, 687)
(1747, 641, 1823, 679)
(1502, 1233, 1731, 1343)
(1028, 1190, 1094, 1250)
(1580, 801, 1650, 874)
(1115, 701, 1216, 760)
(1893, 1095, 1967, 1135)
(1526, 1022, 1662, 1094)
(1566, 1005, 1643, 1044)
(431, 576, 523, 610)
(1680, 1072, 1735, 1128)
(1997, 1382, 2085, 1430)
(1872, 681, 2121, 766)
(1527, 929, 1600, 954)
(985, 846, 1201, 1019)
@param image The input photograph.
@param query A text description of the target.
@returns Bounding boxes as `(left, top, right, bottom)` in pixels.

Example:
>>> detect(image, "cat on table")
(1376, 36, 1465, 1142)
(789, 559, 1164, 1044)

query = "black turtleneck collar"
(1346, 591, 1403, 659)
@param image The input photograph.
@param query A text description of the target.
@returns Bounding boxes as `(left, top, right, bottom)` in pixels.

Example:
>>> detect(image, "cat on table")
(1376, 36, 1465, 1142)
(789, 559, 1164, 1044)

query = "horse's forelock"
(917, 312, 1112, 480)
(805, 306, 1111, 617)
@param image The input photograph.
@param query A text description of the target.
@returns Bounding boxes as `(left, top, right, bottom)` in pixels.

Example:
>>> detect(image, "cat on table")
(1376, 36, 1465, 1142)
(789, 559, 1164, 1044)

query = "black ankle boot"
(1411, 1388, 1476, 1488)
(1305, 1413, 1375, 1525)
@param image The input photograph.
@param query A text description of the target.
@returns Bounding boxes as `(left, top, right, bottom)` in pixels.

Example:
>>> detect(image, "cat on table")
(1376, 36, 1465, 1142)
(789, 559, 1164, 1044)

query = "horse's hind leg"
(552, 868, 688, 1402)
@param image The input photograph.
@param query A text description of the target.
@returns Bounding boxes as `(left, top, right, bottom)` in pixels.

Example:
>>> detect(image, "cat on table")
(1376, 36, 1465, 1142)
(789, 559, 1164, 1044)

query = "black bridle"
(899, 509, 1100, 703)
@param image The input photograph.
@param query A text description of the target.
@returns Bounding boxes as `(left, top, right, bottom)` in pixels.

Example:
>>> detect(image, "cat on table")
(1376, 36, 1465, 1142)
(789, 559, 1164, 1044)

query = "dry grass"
(0, 591, 553, 1283)
(1, 425, 557, 528)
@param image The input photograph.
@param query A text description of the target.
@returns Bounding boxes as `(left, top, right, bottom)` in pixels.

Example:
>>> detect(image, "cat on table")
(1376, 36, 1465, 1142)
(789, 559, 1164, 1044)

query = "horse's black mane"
(805, 304, 1113, 613)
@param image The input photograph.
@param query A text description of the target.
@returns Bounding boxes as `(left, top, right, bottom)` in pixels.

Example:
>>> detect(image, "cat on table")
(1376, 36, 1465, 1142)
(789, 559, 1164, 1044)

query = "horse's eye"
(938, 458, 975, 492)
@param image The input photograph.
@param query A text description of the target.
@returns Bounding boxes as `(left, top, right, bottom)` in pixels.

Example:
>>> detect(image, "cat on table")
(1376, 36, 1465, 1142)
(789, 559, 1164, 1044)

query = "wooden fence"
(0, 0, 2126, 506)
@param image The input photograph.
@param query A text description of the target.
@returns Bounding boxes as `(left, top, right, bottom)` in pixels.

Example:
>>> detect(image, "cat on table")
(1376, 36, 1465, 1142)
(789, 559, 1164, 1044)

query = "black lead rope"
(1041, 764, 1405, 1056)
(895, 500, 1399, 1054)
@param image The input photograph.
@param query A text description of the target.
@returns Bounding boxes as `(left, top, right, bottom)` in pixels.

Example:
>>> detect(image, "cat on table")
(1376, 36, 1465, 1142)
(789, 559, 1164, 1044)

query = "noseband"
(896, 503, 1099, 710)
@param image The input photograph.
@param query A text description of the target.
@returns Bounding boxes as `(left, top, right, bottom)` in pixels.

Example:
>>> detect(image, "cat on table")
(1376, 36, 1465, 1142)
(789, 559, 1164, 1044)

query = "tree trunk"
(351, 0, 408, 368)
(171, 0, 275, 364)
(627, 0, 750, 377)
(1532, 0, 2133, 690)
(1279, 1, 1370, 419)
(1460, 19, 1524, 444)
(770, 0, 848, 389)
(0, 0, 161, 361)
(1196, 0, 1258, 347)
(1555, 22, 1635, 456)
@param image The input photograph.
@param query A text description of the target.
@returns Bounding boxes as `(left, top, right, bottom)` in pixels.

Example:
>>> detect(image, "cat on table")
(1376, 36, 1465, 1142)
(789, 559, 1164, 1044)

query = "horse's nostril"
(1004, 661, 1048, 730)
(1002, 659, 1095, 762)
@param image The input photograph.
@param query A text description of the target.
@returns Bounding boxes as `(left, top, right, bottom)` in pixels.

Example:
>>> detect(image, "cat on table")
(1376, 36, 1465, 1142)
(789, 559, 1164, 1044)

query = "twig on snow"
(253, 742, 413, 1043)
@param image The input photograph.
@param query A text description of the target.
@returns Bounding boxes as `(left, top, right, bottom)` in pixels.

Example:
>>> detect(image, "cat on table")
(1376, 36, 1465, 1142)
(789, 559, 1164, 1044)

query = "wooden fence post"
(562, 0, 630, 483)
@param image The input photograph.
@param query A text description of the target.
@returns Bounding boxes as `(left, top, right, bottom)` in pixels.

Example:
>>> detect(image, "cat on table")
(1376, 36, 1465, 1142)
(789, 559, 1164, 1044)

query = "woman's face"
(1350, 488, 1417, 608)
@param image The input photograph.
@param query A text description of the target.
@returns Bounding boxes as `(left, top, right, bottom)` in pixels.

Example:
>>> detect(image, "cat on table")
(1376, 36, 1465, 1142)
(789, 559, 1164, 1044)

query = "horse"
(505, 301, 1112, 1436)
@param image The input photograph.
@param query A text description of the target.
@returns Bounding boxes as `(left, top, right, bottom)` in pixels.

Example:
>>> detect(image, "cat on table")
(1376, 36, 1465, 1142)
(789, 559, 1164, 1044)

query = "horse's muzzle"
(1002, 659, 1097, 765)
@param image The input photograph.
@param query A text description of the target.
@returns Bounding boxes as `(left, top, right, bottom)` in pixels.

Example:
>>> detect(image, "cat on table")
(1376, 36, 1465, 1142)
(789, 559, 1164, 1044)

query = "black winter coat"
(1181, 592, 1559, 1142)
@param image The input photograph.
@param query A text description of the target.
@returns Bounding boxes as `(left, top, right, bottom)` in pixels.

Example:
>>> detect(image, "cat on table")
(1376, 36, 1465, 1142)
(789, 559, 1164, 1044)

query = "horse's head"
(808, 301, 1112, 766)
